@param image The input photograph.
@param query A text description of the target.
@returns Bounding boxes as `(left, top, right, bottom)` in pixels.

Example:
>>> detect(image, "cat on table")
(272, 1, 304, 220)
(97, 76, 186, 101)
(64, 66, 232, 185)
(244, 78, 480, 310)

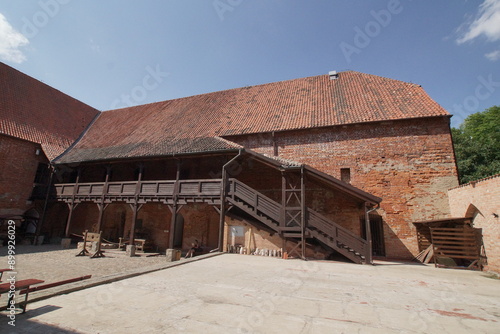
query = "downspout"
(218, 149, 244, 251)
(364, 203, 380, 265)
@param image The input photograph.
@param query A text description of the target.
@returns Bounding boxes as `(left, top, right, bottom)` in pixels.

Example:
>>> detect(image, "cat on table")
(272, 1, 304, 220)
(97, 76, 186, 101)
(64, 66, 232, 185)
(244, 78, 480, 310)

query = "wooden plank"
(415, 244, 432, 262)
(435, 255, 479, 260)
(432, 245, 479, 250)
(431, 233, 476, 238)
(20, 275, 91, 295)
(424, 247, 434, 264)
(0, 279, 44, 294)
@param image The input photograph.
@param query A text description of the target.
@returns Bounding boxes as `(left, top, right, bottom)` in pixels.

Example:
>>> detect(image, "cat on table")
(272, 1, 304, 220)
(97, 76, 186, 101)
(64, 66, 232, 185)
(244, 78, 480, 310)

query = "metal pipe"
(364, 203, 380, 265)
(218, 149, 244, 251)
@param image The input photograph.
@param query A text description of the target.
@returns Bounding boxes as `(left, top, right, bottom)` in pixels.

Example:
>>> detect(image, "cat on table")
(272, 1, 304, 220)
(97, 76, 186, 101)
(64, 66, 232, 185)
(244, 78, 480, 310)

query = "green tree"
(452, 106, 500, 184)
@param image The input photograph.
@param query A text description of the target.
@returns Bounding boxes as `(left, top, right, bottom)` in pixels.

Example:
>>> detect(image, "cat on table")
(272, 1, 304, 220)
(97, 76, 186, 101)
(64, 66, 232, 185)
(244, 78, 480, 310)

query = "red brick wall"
(0, 135, 47, 216)
(448, 175, 500, 273)
(223, 216, 329, 259)
(60, 200, 220, 253)
(226, 117, 459, 259)
(179, 203, 220, 250)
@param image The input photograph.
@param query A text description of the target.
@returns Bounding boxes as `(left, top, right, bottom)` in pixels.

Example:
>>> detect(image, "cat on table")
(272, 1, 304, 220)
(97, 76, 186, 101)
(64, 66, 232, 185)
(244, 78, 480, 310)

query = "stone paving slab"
(0, 254, 499, 333)
(0, 244, 221, 308)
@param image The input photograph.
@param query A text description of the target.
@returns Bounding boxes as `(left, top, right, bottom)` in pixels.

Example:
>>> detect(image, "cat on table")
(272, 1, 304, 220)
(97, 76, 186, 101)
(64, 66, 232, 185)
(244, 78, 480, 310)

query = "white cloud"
(457, 0, 500, 44)
(0, 13, 29, 63)
(485, 49, 500, 60)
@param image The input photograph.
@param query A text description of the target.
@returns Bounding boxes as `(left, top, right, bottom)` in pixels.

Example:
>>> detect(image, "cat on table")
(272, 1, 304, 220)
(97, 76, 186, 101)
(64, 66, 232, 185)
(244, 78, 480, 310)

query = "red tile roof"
(57, 71, 450, 163)
(0, 63, 99, 160)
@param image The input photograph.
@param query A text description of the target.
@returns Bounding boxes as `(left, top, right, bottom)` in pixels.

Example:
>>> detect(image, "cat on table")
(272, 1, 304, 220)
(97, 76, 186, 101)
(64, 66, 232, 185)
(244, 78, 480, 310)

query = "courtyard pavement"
(1, 254, 499, 333)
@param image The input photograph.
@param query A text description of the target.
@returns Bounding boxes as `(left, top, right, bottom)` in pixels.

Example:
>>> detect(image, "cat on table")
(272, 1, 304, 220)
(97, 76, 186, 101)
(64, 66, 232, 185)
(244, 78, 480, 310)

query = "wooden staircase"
(226, 178, 369, 264)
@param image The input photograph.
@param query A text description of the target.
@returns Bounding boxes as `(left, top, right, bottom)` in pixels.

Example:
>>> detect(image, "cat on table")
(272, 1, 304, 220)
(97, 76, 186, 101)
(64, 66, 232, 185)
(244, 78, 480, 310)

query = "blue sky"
(0, 0, 499, 127)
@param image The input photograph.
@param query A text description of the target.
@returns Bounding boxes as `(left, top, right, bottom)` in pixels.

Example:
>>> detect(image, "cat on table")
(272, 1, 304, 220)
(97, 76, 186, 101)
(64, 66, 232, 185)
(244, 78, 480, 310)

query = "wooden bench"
(76, 230, 105, 258)
(0, 279, 44, 313)
(0, 275, 91, 313)
(118, 238, 152, 252)
(0, 268, 11, 281)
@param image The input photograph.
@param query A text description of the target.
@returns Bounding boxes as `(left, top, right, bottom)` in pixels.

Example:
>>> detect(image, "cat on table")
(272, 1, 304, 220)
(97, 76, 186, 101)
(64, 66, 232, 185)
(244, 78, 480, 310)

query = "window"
(340, 168, 351, 183)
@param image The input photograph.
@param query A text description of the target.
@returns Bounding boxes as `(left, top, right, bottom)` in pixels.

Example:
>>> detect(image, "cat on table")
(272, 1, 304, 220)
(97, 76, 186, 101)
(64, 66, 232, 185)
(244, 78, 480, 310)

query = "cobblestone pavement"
(0, 244, 166, 283)
(1, 253, 499, 333)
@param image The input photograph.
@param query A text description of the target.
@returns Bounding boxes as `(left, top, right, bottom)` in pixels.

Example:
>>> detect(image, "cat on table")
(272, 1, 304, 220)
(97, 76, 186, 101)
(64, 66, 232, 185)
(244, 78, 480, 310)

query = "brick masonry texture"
(0, 63, 98, 160)
(3, 65, 460, 261)
(226, 117, 459, 259)
(0, 134, 48, 217)
(56, 71, 449, 163)
(43, 201, 220, 253)
(448, 174, 500, 273)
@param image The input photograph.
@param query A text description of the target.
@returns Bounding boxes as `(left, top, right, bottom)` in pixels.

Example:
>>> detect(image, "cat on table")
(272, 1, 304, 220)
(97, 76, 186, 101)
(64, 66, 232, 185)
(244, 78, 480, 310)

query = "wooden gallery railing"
(54, 177, 368, 263)
(54, 179, 223, 204)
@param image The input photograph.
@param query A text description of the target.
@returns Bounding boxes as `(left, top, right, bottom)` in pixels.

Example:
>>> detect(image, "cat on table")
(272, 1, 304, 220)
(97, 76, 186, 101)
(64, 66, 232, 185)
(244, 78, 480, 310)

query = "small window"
(340, 168, 351, 183)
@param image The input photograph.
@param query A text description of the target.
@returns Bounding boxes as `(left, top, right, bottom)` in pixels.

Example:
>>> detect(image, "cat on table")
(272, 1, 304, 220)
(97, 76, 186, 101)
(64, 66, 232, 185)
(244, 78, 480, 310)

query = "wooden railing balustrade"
(53, 177, 369, 263)
(54, 179, 223, 200)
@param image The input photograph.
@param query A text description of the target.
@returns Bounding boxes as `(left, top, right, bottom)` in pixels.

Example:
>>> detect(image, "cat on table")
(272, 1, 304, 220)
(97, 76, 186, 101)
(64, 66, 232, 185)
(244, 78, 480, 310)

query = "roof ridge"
(104, 70, 426, 114)
(104, 73, 333, 113)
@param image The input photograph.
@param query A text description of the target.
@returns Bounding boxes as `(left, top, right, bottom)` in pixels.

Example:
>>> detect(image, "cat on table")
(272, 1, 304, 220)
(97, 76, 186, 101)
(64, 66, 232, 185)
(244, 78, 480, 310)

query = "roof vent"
(329, 70, 338, 80)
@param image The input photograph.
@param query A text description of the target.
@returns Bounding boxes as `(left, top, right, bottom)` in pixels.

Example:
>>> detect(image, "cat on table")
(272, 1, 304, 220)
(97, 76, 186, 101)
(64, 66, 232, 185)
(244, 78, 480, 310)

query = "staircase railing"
(308, 208, 368, 260)
(227, 178, 281, 224)
(227, 178, 369, 263)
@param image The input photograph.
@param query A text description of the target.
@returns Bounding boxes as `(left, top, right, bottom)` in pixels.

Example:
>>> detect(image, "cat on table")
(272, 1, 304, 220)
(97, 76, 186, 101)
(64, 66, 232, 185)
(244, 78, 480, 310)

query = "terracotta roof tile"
(56, 136, 242, 163)
(0, 63, 99, 160)
(57, 71, 449, 163)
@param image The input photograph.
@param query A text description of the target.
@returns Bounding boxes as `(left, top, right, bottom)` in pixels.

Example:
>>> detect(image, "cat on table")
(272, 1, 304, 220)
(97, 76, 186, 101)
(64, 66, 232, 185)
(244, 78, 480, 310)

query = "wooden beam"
(281, 171, 286, 228)
(301, 167, 306, 260)
(64, 168, 81, 237)
(365, 203, 373, 264)
(64, 202, 74, 238)
(218, 168, 226, 251)
(168, 203, 177, 248)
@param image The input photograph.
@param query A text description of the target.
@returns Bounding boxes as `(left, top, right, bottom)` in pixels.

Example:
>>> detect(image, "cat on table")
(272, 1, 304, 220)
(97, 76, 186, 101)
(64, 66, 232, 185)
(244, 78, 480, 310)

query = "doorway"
(173, 214, 184, 248)
(360, 214, 386, 256)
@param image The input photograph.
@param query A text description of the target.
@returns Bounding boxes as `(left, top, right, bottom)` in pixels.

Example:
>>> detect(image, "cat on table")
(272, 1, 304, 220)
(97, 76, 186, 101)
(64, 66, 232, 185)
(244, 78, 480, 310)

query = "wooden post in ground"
(364, 203, 373, 265)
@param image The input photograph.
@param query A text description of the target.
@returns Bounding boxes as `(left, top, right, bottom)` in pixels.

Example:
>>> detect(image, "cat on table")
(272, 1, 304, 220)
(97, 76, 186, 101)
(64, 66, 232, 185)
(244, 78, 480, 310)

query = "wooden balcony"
(54, 179, 223, 204)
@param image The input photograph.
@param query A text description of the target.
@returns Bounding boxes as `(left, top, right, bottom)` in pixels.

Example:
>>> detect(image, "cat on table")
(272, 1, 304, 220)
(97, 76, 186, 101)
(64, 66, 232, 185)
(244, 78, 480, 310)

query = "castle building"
(0, 63, 459, 261)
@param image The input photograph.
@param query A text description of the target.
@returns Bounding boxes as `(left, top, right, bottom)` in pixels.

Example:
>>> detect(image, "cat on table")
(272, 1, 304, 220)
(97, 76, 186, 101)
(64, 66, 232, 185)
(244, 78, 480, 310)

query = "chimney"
(329, 70, 338, 80)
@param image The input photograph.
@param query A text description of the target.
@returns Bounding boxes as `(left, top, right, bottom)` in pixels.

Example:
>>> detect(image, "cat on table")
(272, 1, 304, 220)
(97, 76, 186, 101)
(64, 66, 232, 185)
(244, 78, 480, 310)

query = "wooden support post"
(64, 168, 81, 237)
(96, 166, 111, 233)
(129, 203, 138, 246)
(64, 203, 74, 238)
(36, 165, 55, 240)
(95, 203, 109, 233)
(169, 204, 177, 248)
(129, 164, 144, 248)
(365, 203, 373, 265)
(300, 167, 306, 260)
(281, 171, 286, 228)
(218, 167, 227, 251)
(168, 160, 181, 249)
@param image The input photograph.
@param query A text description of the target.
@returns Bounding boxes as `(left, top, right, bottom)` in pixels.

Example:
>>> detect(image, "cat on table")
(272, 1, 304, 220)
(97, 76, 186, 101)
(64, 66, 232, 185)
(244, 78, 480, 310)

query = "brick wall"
(448, 175, 500, 273)
(59, 201, 220, 253)
(223, 216, 329, 259)
(0, 134, 47, 217)
(226, 117, 459, 259)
